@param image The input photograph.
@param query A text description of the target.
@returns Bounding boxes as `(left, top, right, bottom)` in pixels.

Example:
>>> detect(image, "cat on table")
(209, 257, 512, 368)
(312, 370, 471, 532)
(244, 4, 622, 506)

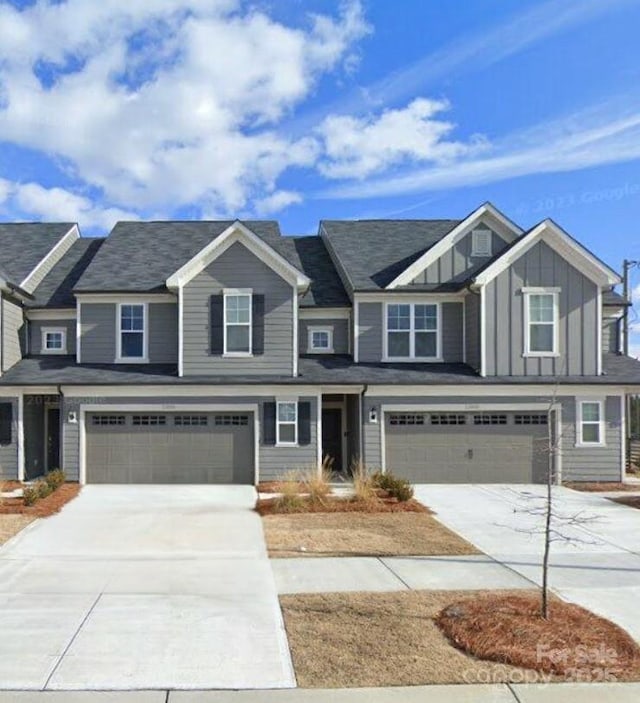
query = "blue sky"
(0, 0, 639, 351)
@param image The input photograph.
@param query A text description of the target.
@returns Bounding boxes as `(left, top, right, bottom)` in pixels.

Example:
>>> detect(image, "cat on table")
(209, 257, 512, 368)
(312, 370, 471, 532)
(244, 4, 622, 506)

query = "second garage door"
(385, 411, 550, 483)
(86, 411, 254, 484)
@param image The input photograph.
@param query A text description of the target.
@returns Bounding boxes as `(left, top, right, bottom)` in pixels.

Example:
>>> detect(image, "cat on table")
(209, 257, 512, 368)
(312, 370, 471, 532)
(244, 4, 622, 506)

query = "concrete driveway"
(414, 484, 640, 641)
(0, 485, 295, 690)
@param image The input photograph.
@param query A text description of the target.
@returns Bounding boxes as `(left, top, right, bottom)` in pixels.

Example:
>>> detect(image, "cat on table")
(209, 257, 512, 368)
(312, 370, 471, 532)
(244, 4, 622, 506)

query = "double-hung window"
(524, 289, 559, 356)
(577, 399, 605, 446)
(386, 303, 439, 360)
(42, 327, 66, 354)
(224, 290, 252, 355)
(276, 400, 297, 445)
(118, 304, 146, 360)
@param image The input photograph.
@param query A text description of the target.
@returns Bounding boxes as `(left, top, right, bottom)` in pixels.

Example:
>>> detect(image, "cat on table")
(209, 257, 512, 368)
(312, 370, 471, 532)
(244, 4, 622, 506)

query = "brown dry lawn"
(612, 496, 640, 510)
(565, 481, 640, 493)
(0, 514, 34, 545)
(264, 512, 479, 558)
(281, 590, 541, 687)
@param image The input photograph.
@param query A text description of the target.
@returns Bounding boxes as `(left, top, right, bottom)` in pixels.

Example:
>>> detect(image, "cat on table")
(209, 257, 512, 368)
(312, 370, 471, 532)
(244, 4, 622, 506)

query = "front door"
(322, 408, 343, 473)
(46, 407, 61, 472)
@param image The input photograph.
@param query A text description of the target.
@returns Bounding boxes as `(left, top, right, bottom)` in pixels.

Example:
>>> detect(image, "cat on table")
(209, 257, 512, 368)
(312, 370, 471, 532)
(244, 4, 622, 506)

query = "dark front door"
(322, 408, 343, 473)
(46, 407, 61, 472)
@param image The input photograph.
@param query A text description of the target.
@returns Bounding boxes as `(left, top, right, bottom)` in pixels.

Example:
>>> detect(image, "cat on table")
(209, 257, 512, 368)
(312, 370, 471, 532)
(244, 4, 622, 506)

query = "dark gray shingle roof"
(0, 223, 75, 284)
(603, 290, 629, 306)
(3, 353, 639, 386)
(28, 238, 104, 308)
(320, 219, 460, 291)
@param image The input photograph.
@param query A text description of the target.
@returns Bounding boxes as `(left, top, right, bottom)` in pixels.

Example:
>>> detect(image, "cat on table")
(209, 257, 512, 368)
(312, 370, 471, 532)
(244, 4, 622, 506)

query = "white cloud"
(254, 190, 303, 216)
(317, 98, 487, 180)
(0, 178, 137, 229)
(0, 0, 368, 216)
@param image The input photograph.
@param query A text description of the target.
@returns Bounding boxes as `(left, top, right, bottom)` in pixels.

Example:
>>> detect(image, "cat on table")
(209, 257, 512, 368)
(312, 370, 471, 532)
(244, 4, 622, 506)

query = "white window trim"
(471, 228, 492, 257)
(307, 326, 333, 353)
(223, 288, 253, 357)
(116, 302, 148, 363)
(523, 288, 560, 358)
(576, 398, 606, 448)
(383, 301, 442, 362)
(276, 399, 298, 447)
(41, 327, 67, 355)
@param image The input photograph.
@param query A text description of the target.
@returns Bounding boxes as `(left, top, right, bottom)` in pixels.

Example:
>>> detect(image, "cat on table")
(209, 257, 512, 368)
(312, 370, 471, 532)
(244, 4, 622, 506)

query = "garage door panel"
(86, 412, 254, 484)
(385, 411, 549, 484)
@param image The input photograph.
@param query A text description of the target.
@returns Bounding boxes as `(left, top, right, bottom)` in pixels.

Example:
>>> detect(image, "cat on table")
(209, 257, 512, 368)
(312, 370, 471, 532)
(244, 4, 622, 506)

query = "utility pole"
(622, 259, 639, 356)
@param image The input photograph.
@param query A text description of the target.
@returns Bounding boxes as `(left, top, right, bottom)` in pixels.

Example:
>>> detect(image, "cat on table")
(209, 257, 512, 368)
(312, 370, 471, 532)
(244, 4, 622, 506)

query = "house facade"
(0, 203, 638, 485)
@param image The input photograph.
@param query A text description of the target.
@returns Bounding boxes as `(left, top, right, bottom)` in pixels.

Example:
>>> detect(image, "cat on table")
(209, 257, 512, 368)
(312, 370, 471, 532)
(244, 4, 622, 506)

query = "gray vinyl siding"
(412, 227, 508, 285)
(21, 229, 76, 293)
(299, 318, 350, 355)
(182, 242, 294, 376)
(465, 293, 480, 371)
(29, 320, 77, 356)
(2, 296, 24, 371)
(484, 240, 599, 376)
(79, 301, 177, 364)
(357, 302, 382, 362)
(602, 317, 620, 354)
(362, 393, 622, 483)
(442, 302, 463, 362)
(0, 397, 18, 479)
(62, 394, 318, 483)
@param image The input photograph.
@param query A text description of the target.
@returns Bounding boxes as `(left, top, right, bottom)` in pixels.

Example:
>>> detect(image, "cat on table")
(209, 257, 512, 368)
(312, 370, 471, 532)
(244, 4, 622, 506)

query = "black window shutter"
(263, 402, 276, 445)
(0, 403, 12, 445)
(252, 294, 265, 356)
(298, 401, 311, 446)
(210, 294, 224, 355)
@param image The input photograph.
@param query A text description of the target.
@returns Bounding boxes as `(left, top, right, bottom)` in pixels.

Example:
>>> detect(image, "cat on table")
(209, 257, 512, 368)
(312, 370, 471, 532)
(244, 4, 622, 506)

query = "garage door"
(385, 411, 550, 483)
(86, 412, 254, 484)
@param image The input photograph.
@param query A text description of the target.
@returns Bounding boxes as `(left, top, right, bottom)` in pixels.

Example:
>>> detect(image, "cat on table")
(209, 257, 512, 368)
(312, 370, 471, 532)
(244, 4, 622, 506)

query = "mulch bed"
(256, 496, 428, 515)
(0, 483, 81, 517)
(437, 592, 640, 680)
(564, 482, 640, 493)
(611, 496, 640, 510)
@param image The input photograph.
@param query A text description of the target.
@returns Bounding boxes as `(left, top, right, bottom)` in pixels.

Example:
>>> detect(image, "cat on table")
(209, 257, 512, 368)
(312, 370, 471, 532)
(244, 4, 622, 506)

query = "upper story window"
(308, 326, 333, 353)
(386, 302, 439, 360)
(523, 289, 559, 357)
(42, 327, 66, 354)
(118, 303, 146, 361)
(471, 228, 492, 257)
(224, 289, 252, 355)
(577, 399, 605, 446)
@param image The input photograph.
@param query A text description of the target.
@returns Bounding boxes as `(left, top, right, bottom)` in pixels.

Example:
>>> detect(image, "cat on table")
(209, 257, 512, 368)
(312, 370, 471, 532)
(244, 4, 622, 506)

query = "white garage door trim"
(79, 403, 260, 485)
(380, 402, 562, 483)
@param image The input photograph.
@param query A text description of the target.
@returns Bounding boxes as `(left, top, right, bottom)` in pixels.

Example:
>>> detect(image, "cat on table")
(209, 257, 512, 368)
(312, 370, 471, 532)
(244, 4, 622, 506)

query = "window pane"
(582, 423, 600, 443)
(530, 324, 554, 352)
(388, 331, 410, 357)
(415, 331, 437, 357)
(226, 295, 251, 324)
(278, 402, 297, 422)
(387, 304, 410, 331)
(582, 402, 600, 422)
(312, 331, 329, 349)
(414, 304, 437, 331)
(529, 294, 554, 322)
(46, 333, 63, 349)
(121, 305, 144, 331)
(279, 424, 296, 443)
(121, 331, 143, 357)
(227, 325, 250, 352)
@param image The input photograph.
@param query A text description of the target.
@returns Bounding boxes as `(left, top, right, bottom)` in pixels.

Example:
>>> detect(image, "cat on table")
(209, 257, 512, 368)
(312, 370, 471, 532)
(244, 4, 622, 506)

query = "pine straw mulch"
(0, 483, 81, 517)
(264, 511, 478, 557)
(256, 495, 428, 515)
(437, 592, 640, 680)
(564, 482, 640, 493)
(611, 496, 640, 510)
(282, 590, 640, 688)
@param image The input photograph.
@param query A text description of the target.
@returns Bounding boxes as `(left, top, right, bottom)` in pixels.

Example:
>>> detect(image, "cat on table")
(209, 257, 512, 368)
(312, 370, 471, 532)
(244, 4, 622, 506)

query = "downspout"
(57, 385, 64, 473)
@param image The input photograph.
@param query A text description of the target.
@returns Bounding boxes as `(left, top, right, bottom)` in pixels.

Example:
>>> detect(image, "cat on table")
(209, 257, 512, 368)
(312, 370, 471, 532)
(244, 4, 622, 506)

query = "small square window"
(308, 327, 333, 353)
(42, 328, 66, 354)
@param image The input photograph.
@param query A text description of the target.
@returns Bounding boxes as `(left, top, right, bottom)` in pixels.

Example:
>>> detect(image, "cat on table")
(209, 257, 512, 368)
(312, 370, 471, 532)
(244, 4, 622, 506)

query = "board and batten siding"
(299, 318, 350, 354)
(182, 241, 294, 375)
(484, 240, 599, 376)
(79, 301, 177, 363)
(465, 293, 480, 371)
(30, 320, 77, 356)
(412, 226, 509, 285)
(0, 397, 19, 479)
(62, 394, 318, 482)
(2, 296, 24, 371)
(362, 394, 622, 482)
(602, 317, 620, 354)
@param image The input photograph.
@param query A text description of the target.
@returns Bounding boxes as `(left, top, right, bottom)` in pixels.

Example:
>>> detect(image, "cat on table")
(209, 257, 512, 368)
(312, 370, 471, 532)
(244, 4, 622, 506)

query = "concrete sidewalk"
(1, 682, 640, 702)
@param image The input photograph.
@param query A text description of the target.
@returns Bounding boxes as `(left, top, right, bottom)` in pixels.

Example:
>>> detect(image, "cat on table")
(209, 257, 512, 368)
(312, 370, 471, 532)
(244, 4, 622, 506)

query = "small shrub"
(45, 469, 66, 490)
(372, 470, 414, 502)
(273, 480, 305, 513)
(23, 485, 39, 506)
(351, 461, 379, 504)
(36, 480, 52, 500)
